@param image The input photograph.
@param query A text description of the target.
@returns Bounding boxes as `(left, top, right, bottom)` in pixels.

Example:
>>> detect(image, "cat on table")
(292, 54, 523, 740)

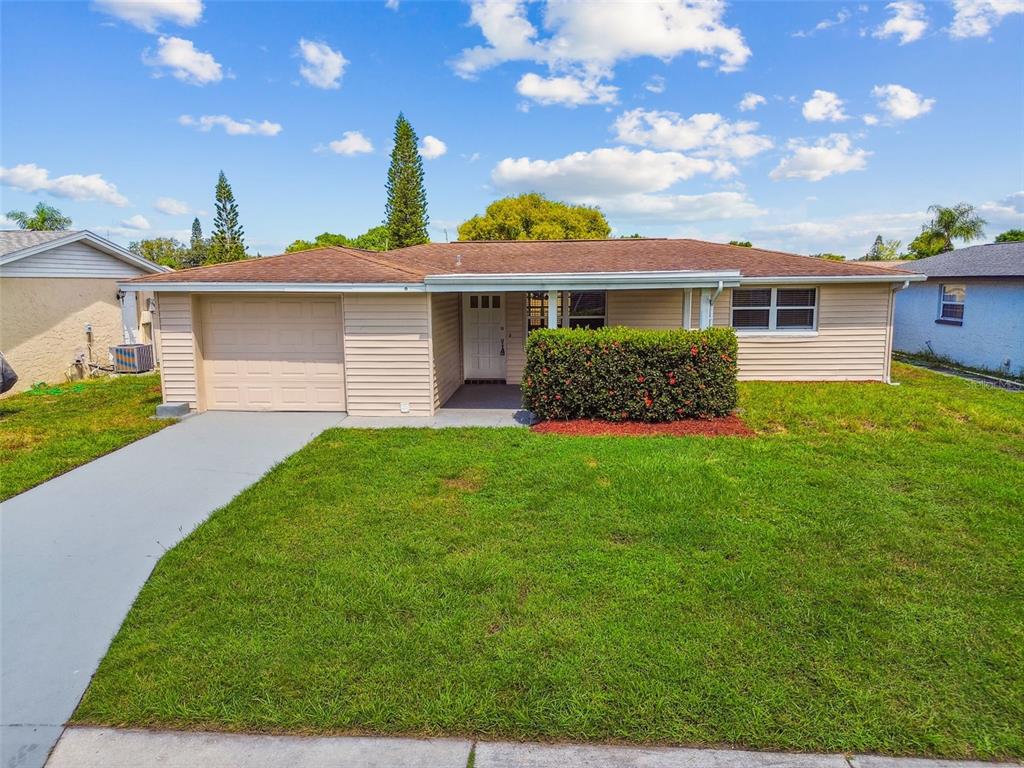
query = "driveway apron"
(0, 412, 343, 768)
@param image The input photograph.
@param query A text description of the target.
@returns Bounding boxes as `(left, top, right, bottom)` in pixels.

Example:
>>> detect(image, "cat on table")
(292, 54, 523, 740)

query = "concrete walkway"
(45, 728, 1016, 768)
(0, 412, 344, 768)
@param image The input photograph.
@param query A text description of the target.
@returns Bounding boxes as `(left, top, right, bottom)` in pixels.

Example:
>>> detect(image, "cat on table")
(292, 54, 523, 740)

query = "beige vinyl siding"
(343, 293, 433, 416)
(430, 293, 462, 409)
(607, 289, 685, 328)
(155, 293, 199, 407)
(505, 291, 527, 383)
(712, 284, 893, 381)
(1, 241, 148, 278)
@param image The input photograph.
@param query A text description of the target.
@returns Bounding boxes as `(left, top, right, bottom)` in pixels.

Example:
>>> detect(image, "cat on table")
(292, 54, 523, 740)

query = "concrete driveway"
(0, 412, 344, 768)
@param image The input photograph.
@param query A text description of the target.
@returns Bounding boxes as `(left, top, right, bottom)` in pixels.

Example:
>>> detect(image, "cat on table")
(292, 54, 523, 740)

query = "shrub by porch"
(522, 327, 739, 422)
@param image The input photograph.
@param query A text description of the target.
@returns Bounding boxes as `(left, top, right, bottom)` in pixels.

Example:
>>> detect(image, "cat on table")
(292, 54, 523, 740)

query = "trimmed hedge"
(522, 326, 739, 422)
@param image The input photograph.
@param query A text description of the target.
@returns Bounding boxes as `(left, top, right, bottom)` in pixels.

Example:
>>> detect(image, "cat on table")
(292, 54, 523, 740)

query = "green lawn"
(0, 374, 166, 500)
(73, 364, 1024, 759)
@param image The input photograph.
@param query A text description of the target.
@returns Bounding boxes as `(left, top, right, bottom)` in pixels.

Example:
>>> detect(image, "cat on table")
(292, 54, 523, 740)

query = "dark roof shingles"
(130, 239, 919, 285)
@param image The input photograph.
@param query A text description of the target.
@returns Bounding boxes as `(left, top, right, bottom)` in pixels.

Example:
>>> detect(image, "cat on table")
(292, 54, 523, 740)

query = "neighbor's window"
(567, 291, 606, 329)
(939, 284, 965, 323)
(731, 287, 817, 331)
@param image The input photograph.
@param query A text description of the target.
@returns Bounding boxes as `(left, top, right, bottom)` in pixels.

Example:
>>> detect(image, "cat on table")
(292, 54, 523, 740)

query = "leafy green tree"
(994, 229, 1024, 243)
(184, 217, 208, 267)
(6, 202, 72, 231)
(129, 237, 189, 268)
(811, 252, 846, 261)
(285, 226, 390, 254)
(457, 193, 611, 241)
(729, 240, 752, 247)
(907, 203, 986, 259)
(208, 171, 246, 263)
(385, 113, 429, 248)
(618, 233, 644, 239)
(863, 235, 903, 261)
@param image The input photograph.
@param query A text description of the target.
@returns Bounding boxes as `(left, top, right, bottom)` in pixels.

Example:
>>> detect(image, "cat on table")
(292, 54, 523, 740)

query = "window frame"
(730, 286, 818, 333)
(937, 283, 965, 326)
(564, 291, 607, 330)
(525, 291, 607, 334)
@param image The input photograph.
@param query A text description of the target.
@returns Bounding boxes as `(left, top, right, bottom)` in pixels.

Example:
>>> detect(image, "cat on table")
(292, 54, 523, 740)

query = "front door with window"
(462, 293, 506, 380)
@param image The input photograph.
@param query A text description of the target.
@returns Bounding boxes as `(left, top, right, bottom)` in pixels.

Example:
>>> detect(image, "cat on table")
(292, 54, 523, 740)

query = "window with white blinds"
(731, 287, 817, 331)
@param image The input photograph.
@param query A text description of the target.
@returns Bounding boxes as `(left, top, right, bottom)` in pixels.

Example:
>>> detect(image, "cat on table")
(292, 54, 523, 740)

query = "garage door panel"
(201, 296, 345, 412)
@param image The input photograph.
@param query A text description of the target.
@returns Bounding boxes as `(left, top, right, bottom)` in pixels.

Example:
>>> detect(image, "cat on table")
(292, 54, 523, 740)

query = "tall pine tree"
(208, 171, 246, 263)
(385, 113, 429, 248)
(185, 217, 206, 267)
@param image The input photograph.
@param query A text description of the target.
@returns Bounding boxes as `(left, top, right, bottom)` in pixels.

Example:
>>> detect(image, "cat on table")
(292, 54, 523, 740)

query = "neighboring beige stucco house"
(123, 238, 925, 416)
(0, 230, 168, 394)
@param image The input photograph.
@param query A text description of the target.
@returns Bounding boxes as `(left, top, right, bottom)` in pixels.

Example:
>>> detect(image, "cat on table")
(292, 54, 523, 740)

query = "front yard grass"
(73, 364, 1024, 759)
(0, 374, 165, 500)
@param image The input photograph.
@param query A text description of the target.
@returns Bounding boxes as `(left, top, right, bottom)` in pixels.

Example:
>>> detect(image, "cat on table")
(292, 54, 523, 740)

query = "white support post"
(120, 290, 139, 344)
(683, 288, 693, 329)
(547, 289, 559, 328)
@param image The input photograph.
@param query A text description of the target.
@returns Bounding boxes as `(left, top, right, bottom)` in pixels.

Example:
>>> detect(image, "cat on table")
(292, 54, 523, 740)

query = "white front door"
(462, 293, 506, 380)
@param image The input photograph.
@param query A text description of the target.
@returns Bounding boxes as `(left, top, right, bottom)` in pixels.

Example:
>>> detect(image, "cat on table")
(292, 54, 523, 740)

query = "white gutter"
(739, 273, 926, 285)
(423, 269, 743, 292)
(119, 281, 426, 293)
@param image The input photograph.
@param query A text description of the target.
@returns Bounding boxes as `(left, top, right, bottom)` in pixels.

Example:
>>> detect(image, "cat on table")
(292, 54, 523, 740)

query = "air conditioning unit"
(110, 344, 155, 373)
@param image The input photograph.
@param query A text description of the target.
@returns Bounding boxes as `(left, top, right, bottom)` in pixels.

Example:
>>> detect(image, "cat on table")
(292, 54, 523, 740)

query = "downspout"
(701, 280, 725, 329)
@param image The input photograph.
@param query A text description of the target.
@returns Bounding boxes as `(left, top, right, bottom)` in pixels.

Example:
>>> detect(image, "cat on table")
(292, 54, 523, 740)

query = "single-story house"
(892, 242, 1023, 377)
(123, 238, 924, 416)
(0, 230, 168, 394)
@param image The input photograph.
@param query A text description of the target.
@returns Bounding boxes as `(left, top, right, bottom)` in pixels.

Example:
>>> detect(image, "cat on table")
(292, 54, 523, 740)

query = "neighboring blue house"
(892, 242, 1024, 377)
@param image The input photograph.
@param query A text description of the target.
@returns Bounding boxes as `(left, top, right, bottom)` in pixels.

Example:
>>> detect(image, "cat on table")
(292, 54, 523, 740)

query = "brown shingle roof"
(130, 238, 918, 285)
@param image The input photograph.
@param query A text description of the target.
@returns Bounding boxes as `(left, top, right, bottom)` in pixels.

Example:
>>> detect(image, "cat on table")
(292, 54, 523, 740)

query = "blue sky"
(2, 0, 1022, 258)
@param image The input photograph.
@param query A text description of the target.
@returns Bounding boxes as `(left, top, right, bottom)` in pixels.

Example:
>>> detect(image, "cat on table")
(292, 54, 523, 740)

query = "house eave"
(119, 281, 427, 293)
(738, 273, 927, 285)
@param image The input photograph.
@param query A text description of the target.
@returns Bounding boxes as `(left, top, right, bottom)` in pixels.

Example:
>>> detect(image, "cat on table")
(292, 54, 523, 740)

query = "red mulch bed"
(530, 415, 754, 437)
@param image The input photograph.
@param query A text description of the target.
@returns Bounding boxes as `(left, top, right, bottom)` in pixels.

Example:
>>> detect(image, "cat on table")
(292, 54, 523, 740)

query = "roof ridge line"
(328, 246, 427, 278)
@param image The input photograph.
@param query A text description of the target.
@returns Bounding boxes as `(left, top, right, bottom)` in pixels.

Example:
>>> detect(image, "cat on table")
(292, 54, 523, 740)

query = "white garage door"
(201, 296, 345, 411)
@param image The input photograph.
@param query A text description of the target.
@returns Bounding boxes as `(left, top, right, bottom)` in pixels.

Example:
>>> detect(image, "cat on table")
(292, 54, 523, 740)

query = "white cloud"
(644, 75, 666, 94)
(385, 0, 399, 9)
(452, 0, 750, 105)
(802, 90, 848, 122)
(143, 36, 223, 85)
(871, 83, 935, 120)
(325, 131, 374, 155)
(978, 190, 1024, 229)
(492, 146, 722, 198)
(120, 214, 151, 230)
(738, 92, 766, 111)
(178, 114, 282, 136)
(154, 196, 189, 215)
(297, 38, 347, 89)
(793, 8, 851, 37)
(950, 0, 1024, 38)
(873, 1, 929, 44)
(612, 109, 772, 164)
(770, 134, 869, 182)
(593, 191, 764, 221)
(93, 0, 202, 32)
(418, 135, 448, 160)
(862, 114, 880, 125)
(747, 209, 923, 256)
(515, 71, 618, 106)
(0, 162, 129, 206)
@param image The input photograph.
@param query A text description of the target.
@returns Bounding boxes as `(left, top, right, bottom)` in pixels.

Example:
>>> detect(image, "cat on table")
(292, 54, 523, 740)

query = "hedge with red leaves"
(522, 326, 738, 422)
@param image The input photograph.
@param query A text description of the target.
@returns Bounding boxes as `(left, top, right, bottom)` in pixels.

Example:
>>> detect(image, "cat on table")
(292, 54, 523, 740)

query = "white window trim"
(938, 284, 965, 323)
(731, 286, 818, 334)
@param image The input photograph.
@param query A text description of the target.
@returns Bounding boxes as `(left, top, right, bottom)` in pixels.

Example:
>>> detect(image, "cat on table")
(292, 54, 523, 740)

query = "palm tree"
(923, 203, 986, 251)
(6, 202, 72, 231)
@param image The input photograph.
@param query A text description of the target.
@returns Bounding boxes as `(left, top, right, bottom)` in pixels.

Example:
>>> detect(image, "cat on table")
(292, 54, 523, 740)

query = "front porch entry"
(461, 293, 506, 380)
